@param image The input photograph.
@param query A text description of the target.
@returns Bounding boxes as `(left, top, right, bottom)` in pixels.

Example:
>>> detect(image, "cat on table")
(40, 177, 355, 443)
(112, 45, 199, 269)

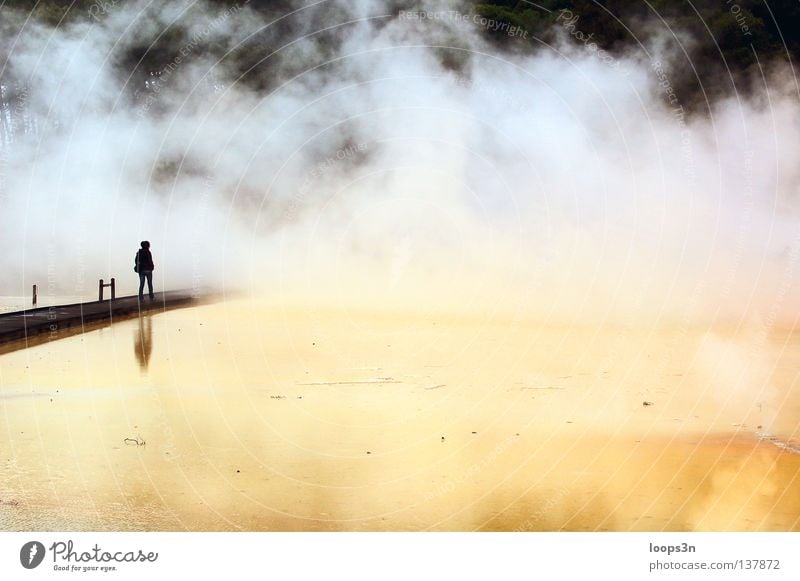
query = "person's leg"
(146, 272, 154, 299)
(138, 273, 145, 298)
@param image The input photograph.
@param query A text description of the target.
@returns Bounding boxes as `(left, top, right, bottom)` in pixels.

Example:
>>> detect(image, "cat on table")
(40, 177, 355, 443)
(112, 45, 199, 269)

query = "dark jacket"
(135, 248, 155, 272)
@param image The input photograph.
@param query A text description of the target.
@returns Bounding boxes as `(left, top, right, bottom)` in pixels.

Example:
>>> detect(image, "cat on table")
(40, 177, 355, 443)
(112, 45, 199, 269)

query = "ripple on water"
(757, 432, 800, 455)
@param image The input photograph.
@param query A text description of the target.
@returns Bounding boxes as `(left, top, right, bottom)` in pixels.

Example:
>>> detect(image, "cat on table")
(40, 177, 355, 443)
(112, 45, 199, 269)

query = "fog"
(1, 0, 798, 325)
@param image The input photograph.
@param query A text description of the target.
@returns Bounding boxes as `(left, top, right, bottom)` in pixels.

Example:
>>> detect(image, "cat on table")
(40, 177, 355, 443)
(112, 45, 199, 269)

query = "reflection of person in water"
(134, 314, 153, 371)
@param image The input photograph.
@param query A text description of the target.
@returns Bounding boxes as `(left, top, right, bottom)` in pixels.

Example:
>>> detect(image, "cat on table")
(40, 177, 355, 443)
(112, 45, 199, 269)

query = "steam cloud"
(1, 0, 798, 325)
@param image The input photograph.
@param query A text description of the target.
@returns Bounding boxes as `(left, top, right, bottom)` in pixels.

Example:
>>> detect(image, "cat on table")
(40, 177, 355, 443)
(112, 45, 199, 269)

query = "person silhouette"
(135, 240, 155, 300)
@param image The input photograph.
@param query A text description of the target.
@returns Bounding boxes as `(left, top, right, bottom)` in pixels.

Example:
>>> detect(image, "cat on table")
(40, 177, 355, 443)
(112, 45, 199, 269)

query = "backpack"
(134, 251, 139, 273)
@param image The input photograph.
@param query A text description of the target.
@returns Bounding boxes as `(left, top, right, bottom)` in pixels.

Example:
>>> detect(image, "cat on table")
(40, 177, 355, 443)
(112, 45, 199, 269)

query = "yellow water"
(1, 298, 799, 530)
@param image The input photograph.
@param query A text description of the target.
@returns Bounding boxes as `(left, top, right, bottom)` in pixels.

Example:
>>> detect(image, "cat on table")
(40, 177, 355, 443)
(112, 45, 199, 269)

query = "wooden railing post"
(98, 278, 116, 301)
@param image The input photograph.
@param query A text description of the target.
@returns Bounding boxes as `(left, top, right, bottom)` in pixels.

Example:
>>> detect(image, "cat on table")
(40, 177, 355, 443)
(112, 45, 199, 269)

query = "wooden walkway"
(0, 290, 205, 348)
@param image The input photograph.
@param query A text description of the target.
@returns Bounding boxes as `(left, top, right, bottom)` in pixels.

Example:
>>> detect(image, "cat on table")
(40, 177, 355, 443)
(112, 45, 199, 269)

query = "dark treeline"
(471, 0, 799, 111)
(0, 0, 798, 115)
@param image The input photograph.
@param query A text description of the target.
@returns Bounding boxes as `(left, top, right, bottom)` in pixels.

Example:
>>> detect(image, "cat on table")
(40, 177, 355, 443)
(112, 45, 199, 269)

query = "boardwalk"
(0, 290, 204, 349)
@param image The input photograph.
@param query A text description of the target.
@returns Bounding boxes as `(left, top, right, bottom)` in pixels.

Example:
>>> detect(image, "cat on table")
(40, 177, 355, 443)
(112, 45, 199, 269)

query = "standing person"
(135, 240, 155, 300)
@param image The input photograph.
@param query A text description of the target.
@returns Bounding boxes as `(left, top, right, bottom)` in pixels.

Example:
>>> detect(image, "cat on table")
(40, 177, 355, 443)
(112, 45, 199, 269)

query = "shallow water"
(1, 298, 799, 530)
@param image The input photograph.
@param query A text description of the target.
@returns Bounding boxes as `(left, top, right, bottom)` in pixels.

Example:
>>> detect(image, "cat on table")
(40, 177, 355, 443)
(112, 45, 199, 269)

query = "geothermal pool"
(1, 298, 799, 531)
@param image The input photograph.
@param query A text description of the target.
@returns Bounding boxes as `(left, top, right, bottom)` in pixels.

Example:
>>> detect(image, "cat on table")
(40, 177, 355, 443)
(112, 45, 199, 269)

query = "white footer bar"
(1, 532, 797, 580)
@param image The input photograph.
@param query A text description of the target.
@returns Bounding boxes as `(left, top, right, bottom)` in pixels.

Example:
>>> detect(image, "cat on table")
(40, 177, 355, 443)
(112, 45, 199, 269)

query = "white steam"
(1, 0, 798, 325)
